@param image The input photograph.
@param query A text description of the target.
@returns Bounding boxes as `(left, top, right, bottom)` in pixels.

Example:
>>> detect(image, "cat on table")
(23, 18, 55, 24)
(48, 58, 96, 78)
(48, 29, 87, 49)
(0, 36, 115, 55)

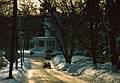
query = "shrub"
(0, 56, 8, 69)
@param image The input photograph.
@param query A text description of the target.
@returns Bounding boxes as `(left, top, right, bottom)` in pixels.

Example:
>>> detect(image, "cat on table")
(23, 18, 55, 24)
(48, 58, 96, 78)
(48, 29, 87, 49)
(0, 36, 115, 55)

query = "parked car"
(30, 48, 45, 57)
(73, 50, 83, 55)
(53, 51, 63, 55)
(44, 49, 56, 60)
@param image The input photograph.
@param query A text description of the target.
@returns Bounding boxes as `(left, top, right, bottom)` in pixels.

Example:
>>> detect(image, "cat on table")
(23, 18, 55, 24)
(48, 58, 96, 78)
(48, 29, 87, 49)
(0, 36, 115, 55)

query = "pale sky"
(18, 0, 40, 8)
(31, 0, 39, 2)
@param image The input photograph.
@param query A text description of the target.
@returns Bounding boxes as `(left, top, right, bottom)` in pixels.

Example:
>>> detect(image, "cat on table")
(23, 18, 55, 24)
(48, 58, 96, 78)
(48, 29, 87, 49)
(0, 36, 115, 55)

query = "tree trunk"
(91, 28, 97, 68)
(9, 62, 14, 78)
(20, 37, 23, 68)
(106, 0, 119, 71)
(15, 60, 18, 69)
(9, 0, 17, 78)
(15, 31, 19, 69)
(64, 53, 72, 64)
(63, 43, 72, 64)
(109, 17, 119, 71)
(22, 39, 25, 61)
(110, 31, 119, 71)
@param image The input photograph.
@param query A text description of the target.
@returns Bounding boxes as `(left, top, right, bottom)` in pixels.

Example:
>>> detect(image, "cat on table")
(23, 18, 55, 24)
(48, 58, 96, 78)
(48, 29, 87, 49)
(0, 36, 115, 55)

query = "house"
(31, 15, 58, 50)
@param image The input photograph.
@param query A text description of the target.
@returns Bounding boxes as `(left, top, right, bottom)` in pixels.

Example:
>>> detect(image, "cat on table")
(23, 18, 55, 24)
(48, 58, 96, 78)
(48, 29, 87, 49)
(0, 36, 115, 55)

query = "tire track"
(27, 58, 64, 83)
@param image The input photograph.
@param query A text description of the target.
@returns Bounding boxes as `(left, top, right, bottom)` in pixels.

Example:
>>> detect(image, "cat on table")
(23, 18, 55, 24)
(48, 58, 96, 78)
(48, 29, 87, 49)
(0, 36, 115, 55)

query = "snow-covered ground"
(51, 55, 120, 83)
(1, 54, 120, 83)
(0, 58, 31, 83)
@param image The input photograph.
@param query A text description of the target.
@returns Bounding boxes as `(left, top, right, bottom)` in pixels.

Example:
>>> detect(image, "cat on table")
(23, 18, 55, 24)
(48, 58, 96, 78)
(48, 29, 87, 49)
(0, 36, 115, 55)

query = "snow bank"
(51, 55, 120, 83)
(69, 61, 93, 75)
(94, 71, 120, 83)
(79, 67, 108, 82)
(0, 58, 31, 83)
(17, 58, 31, 70)
(71, 56, 92, 64)
(51, 55, 66, 70)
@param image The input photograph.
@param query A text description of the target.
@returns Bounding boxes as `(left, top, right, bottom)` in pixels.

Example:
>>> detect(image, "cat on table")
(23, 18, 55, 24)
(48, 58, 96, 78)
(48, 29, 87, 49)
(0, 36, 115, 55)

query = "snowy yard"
(0, 55, 120, 83)
(51, 55, 120, 83)
(0, 58, 31, 83)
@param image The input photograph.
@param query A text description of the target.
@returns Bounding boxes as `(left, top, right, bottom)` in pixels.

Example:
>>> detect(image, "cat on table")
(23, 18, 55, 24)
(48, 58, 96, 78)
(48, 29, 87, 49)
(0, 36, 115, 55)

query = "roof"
(30, 36, 55, 43)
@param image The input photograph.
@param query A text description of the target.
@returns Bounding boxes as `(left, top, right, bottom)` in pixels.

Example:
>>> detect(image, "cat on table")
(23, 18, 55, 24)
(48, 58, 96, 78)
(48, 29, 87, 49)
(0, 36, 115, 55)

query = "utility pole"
(9, 0, 17, 78)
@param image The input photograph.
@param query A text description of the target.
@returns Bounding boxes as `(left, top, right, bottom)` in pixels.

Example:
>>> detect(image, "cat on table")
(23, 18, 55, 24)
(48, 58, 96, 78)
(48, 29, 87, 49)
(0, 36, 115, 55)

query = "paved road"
(27, 58, 90, 83)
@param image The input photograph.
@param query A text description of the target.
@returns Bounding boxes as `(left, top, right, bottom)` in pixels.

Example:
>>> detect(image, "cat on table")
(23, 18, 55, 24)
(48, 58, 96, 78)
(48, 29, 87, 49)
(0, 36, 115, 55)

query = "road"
(27, 58, 90, 83)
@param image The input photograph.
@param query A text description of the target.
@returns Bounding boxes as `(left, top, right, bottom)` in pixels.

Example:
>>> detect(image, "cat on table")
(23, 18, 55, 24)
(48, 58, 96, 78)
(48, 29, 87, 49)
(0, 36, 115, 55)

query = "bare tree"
(9, 0, 17, 79)
(38, 0, 79, 63)
(106, 0, 120, 71)
(39, 0, 120, 70)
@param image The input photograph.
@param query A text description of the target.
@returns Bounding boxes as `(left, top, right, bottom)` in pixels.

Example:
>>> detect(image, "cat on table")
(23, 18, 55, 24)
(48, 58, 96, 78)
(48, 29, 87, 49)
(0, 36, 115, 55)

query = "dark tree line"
(0, 0, 43, 78)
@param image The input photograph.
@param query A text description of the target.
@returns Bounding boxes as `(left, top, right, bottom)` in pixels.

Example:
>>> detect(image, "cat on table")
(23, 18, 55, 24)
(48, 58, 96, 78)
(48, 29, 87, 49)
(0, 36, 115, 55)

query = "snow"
(67, 61, 93, 75)
(0, 58, 31, 83)
(51, 55, 120, 83)
(51, 55, 65, 70)
(1, 53, 120, 83)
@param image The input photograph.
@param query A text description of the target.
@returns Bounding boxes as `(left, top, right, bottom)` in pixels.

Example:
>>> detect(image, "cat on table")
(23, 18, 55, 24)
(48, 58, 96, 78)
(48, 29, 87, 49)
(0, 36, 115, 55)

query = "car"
(52, 50, 63, 55)
(30, 48, 45, 57)
(17, 50, 31, 57)
(73, 50, 83, 55)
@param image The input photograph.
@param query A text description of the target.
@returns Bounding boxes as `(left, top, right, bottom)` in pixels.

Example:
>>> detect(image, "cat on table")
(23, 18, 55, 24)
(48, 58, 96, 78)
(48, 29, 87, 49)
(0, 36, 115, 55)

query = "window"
(39, 41, 44, 47)
(47, 41, 55, 49)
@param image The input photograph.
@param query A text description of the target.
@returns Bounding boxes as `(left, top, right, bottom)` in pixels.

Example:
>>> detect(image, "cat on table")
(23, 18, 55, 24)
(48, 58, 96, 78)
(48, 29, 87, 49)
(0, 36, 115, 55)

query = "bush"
(0, 56, 8, 69)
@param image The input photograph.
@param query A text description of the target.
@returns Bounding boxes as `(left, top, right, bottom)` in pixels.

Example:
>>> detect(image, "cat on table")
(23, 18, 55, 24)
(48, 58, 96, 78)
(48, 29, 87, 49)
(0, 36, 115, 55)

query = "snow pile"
(79, 67, 108, 82)
(61, 63, 71, 71)
(51, 55, 66, 70)
(94, 71, 120, 83)
(51, 55, 120, 83)
(79, 62, 111, 82)
(0, 56, 9, 69)
(71, 56, 92, 64)
(0, 58, 31, 83)
(23, 58, 31, 69)
(17, 58, 31, 70)
(67, 61, 93, 75)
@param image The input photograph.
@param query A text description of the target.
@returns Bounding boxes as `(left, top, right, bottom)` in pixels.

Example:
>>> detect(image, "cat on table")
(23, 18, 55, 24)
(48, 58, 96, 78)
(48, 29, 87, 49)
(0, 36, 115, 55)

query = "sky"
(31, 0, 39, 2)
(18, 0, 40, 8)
(19, 0, 38, 2)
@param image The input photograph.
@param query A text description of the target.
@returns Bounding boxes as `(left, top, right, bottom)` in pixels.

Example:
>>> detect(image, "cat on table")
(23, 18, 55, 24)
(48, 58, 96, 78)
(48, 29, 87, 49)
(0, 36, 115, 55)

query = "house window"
(47, 41, 54, 49)
(39, 40, 44, 47)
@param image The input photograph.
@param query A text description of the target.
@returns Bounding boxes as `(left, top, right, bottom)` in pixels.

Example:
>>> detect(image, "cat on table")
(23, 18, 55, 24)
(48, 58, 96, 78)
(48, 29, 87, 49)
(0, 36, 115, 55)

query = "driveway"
(27, 58, 90, 83)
